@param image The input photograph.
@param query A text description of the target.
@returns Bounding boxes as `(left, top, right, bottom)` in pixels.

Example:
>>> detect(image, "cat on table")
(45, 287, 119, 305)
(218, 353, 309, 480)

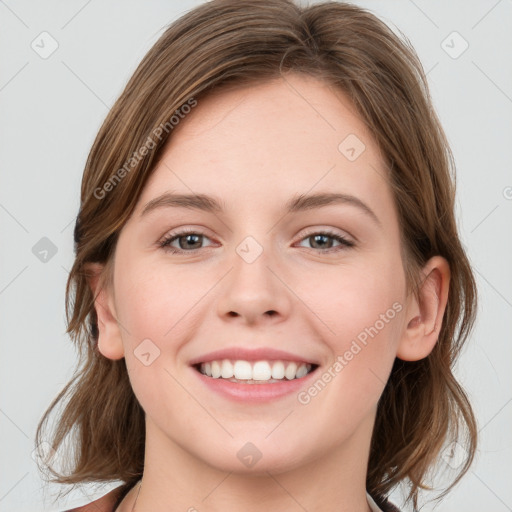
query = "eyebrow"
(140, 191, 381, 226)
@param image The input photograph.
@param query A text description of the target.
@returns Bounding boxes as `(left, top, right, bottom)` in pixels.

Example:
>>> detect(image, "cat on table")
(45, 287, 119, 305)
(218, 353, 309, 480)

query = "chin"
(194, 436, 310, 476)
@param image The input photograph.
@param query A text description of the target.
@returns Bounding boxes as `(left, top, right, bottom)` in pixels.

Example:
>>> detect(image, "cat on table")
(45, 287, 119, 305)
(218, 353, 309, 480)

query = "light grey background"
(0, 1, 511, 511)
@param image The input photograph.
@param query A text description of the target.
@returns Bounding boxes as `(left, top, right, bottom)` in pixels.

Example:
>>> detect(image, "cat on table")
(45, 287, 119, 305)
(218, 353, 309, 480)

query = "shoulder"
(373, 495, 402, 512)
(368, 492, 402, 512)
(62, 485, 125, 512)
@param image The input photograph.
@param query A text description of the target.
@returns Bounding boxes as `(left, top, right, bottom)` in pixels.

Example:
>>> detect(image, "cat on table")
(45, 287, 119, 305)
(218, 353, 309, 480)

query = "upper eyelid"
(160, 225, 353, 239)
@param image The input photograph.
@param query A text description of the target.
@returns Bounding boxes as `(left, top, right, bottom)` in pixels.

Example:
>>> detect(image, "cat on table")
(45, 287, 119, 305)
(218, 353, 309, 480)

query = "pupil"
(312, 234, 331, 249)
(181, 234, 201, 249)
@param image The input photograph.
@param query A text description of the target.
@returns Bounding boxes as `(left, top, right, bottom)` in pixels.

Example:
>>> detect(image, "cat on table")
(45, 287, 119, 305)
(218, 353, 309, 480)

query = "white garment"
(367, 492, 384, 512)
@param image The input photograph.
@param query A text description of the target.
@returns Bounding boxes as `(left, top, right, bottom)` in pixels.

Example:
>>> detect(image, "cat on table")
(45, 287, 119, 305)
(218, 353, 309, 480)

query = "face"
(99, 73, 412, 476)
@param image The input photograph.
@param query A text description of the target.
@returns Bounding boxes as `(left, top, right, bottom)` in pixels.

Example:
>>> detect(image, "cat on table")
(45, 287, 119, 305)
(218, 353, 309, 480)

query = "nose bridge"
(216, 234, 291, 323)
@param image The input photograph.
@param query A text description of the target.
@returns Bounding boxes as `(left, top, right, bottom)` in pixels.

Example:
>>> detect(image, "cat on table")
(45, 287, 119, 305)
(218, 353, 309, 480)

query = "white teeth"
(285, 362, 298, 380)
(198, 359, 313, 382)
(271, 361, 285, 379)
(221, 360, 233, 379)
(252, 361, 272, 381)
(211, 361, 221, 379)
(233, 360, 252, 380)
(295, 364, 308, 378)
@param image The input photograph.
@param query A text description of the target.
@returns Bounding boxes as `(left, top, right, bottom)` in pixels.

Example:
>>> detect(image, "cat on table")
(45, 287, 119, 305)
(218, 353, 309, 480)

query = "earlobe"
(396, 256, 450, 361)
(85, 262, 125, 360)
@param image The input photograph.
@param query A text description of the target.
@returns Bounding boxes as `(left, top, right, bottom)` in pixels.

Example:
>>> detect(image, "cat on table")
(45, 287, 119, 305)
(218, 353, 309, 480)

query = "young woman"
(35, 1, 477, 511)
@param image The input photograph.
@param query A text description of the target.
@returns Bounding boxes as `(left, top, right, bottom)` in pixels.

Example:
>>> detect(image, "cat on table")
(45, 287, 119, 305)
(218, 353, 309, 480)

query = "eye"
(158, 229, 215, 254)
(158, 228, 355, 255)
(296, 230, 355, 253)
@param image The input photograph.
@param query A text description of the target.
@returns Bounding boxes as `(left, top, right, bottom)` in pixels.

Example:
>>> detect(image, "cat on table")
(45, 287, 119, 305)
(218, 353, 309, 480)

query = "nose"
(216, 244, 291, 326)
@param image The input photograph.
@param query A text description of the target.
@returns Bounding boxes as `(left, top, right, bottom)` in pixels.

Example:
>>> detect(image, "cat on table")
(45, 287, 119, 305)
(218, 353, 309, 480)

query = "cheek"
(295, 258, 406, 415)
(296, 257, 405, 349)
(113, 253, 205, 344)
(113, 258, 199, 418)
(299, 267, 405, 424)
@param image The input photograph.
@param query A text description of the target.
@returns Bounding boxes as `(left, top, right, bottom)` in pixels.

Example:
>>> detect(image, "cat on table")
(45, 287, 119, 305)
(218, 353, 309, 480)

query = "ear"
(85, 262, 125, 360)
(397, 256, 450, 361)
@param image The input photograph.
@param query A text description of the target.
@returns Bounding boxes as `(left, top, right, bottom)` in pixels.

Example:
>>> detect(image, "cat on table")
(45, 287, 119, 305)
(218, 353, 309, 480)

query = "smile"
(195, 359, 317, 383)
(192, 359, 319, 402)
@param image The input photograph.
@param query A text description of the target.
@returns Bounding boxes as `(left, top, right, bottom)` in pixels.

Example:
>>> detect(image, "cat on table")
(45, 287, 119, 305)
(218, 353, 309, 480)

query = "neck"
(118, 412, 375, 512)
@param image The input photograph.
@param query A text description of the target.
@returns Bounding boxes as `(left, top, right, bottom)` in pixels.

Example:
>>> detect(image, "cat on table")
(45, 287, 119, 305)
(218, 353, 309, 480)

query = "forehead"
(136, 73, 391, 215)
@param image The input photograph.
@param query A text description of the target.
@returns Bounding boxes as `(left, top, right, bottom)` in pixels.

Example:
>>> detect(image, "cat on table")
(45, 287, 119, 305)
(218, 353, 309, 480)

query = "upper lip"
(189, 347, 319, 366)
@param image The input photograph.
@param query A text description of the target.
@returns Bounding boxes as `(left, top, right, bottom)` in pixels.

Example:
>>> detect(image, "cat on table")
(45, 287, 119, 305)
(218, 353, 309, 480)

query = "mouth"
(192, 359, 319, 384)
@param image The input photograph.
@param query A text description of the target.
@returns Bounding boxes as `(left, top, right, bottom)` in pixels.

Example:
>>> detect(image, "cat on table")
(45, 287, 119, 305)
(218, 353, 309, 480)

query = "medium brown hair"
(36, 0, 478, 508)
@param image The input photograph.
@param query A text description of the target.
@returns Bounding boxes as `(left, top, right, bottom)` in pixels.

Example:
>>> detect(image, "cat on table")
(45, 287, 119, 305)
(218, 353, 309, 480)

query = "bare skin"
(89, 72, 450, 512)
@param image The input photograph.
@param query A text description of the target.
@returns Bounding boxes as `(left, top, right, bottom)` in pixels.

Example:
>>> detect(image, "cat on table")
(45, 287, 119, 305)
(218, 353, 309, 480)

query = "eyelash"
(158, 228, 355, 255)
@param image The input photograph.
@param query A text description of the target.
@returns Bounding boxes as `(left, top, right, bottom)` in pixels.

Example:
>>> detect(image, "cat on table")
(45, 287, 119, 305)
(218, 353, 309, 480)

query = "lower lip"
(192, 367, 318, 402)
